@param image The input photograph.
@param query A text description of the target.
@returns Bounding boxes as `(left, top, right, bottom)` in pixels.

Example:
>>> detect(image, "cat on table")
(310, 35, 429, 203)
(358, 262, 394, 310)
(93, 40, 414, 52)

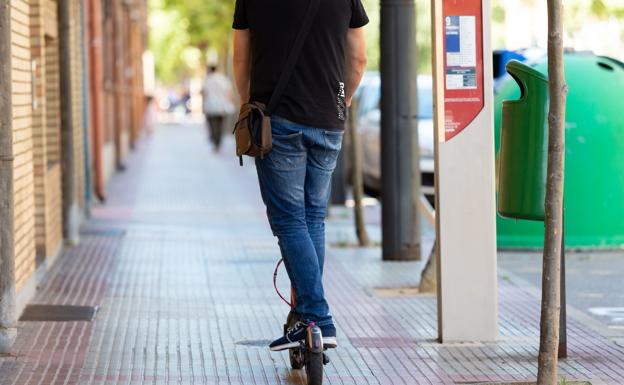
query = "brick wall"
(44, 164, 62, 256)
(29, 0, 63, 263)
(44, 22, 60, 168)
(42, 0, 63, 259)
(11, 0, 37, 291)
(30, 0, 48, 257)
(6, 0, 146, 299)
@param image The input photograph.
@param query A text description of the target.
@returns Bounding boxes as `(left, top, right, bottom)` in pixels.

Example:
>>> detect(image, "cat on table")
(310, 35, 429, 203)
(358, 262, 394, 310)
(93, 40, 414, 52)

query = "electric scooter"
(275, 261, 330, 385)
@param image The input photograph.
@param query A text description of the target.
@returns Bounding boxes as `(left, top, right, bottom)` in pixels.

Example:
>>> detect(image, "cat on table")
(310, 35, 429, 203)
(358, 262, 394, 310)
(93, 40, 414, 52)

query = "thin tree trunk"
(419, 194, 437, 293)
(419, 241, 437, 293)
(537, 0, 568, 383)
(348, 102, 370, 247)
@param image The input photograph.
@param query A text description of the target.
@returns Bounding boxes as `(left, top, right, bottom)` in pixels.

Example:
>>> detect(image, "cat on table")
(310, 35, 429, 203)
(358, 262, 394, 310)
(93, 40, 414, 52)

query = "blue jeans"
(255, 116, 344, 328)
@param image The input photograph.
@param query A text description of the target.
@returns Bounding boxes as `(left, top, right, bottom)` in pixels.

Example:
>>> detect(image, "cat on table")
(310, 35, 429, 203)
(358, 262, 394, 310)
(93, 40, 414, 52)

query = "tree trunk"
(419, 241, 437, 293)
(348, 102, 370, 247)
(418, 194, 437, 293)
(537, 0, 568, 383)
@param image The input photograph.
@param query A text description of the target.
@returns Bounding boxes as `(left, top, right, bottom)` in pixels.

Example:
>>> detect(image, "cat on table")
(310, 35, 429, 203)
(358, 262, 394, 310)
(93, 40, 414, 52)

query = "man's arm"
(233, 29, 252, 105)
(344, 27, 367, 107)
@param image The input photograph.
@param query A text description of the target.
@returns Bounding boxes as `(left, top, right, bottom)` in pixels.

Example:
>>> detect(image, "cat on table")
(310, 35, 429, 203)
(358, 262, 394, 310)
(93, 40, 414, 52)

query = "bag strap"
(266, 0, 320, 114)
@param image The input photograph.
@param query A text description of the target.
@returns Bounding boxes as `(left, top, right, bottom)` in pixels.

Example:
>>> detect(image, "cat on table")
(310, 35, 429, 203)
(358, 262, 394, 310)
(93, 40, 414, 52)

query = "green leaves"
(149, 0, 235, 84)
(161, 0, 234, 50)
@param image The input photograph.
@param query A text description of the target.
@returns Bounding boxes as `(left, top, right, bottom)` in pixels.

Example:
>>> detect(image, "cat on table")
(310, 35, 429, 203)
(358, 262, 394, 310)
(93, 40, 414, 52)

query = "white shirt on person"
(202, 72, 235, 116)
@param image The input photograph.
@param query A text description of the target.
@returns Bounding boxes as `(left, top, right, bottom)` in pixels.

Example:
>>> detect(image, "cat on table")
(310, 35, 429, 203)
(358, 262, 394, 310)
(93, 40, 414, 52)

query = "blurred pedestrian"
(142, 95, 156, 135)
(202, 64, 235, 151)
(232, 0, 368, 351)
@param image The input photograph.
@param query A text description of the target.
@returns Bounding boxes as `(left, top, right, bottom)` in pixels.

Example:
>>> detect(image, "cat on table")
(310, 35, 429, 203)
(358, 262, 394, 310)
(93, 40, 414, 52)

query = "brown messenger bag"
(234, 102, 272, 163)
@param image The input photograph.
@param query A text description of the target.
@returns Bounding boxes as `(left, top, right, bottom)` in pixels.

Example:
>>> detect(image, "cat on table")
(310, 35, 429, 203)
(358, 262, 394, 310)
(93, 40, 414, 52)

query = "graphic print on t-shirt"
(337, 82, 347, 121)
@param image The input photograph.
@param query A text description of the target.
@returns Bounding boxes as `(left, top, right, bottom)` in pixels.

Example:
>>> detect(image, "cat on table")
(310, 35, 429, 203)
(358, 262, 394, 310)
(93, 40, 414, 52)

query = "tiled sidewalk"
(1, 122, 623, 385)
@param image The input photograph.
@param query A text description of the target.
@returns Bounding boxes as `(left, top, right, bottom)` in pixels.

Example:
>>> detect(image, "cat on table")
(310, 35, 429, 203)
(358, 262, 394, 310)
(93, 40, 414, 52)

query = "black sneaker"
(321, 324, 338, 349)
(269, 320, 308, 351)
(270, 320, 339, 351)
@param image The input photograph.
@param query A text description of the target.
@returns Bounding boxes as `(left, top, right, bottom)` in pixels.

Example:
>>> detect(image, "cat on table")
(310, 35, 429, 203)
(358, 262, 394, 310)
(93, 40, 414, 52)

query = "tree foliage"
(149, 0, 191, 84)
(149, 0, 234, 84)
(149, 0, 623, 84)
(161, 0, 235, 52)
(565, 0, 624, 36)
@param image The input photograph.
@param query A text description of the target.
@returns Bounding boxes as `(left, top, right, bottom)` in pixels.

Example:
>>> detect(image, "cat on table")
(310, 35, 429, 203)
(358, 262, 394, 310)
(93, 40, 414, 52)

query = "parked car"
(350, 50, 544, 199)
(353, 72, 435, 197)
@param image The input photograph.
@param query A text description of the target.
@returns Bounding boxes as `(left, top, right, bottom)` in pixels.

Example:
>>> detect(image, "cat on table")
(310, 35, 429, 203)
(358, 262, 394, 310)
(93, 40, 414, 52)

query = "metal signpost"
(431, 0, 498, 342)
(380, 0, 421, 261)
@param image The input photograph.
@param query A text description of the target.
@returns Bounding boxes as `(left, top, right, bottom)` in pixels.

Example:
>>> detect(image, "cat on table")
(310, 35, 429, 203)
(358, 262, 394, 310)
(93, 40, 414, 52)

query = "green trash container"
(497, 60, 549, 221)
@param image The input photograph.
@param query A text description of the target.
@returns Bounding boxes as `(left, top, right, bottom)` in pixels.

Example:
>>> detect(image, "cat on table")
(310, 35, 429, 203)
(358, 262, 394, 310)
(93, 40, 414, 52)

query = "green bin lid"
(506, 59, 548, 82)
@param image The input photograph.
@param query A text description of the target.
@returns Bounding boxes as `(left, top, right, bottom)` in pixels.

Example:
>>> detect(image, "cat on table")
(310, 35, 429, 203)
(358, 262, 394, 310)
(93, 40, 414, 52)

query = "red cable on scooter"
(273, 259, 293, 308)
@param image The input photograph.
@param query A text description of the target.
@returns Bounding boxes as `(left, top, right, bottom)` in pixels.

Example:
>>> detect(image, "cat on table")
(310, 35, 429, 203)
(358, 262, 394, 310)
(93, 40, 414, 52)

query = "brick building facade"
(0, 0, 147, 352)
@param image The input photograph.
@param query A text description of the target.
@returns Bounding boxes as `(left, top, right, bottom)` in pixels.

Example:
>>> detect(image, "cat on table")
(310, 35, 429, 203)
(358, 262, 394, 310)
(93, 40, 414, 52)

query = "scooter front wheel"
(304, 323, 324, 385)
(305, 351, 323, 385)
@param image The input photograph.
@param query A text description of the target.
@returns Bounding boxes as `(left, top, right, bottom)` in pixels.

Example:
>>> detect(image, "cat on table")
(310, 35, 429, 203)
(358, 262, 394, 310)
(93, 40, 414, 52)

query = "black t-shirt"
(233, 0, 369, 129)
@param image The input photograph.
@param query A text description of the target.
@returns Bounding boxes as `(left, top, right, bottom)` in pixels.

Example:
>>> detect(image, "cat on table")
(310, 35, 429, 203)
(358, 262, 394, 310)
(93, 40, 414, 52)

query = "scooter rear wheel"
(286, 311, 305, 369)
(290, 347, 305, 370)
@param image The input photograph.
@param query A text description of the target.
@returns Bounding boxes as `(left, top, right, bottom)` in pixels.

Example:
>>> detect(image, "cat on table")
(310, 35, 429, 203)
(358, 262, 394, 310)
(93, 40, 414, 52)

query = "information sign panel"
(442, 1, 484, 141)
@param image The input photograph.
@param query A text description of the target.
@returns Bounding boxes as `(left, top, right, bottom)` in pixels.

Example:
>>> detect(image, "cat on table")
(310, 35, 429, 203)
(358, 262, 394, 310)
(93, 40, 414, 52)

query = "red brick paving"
(1, 122, 623, 384)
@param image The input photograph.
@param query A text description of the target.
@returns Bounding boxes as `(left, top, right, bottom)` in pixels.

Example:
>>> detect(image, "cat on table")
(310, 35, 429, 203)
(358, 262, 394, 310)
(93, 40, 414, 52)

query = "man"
(201, 64, 235, 152)
(232, 0, 368, 351)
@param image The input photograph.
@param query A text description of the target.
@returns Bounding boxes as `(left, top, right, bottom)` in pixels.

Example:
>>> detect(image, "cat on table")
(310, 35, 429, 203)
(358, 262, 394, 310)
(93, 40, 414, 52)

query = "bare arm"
(344, 27, 367, 107)
(233, 29, 252, 105)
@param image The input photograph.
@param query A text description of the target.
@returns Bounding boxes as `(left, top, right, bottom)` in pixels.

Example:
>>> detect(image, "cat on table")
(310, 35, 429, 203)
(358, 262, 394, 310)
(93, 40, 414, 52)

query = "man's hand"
(233, 29, 252, 105)
(345, 27, 367, 107)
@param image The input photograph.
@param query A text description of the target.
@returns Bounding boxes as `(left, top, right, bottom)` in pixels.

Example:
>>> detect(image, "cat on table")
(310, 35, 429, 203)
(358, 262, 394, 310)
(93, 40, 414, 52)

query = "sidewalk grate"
(19, 305, 98, 322)
(80, 228, 127, 237)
